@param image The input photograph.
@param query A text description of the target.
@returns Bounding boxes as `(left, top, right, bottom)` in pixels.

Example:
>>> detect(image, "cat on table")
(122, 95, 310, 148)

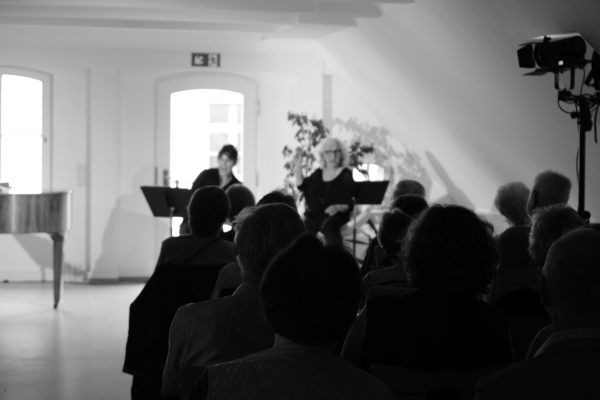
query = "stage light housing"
(518, 33, 588, 75)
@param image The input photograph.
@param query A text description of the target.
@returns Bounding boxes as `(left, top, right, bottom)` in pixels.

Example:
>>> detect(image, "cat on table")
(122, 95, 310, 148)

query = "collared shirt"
(161, 282, 274, 397)
(535, 327, 600, 356)
(205, 340, 395, 400)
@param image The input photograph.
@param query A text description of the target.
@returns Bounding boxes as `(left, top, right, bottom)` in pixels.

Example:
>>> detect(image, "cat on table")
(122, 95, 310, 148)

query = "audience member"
(210, 190, 298, 298)
(198, 235, 394, 400)
(180, 144, 241, 234)
(476, 228, 600, 399)
(526, 170, 571, 215)
(392, 179, 426, 199)
(124, 185, 235, 400)
(221, 183, 255, 242)
(344, 205, 513, 371)
(155, 186, 235, 268)
(256, 189, 297, 210)
(161, 203, 305, 398)
(495, 182, 531, 227)
(361, 209, 412, 301)
(361, 182, 428, 277)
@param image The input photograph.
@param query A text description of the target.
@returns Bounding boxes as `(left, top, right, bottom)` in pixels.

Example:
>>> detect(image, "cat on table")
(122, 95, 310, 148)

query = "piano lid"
(0, 191, 72, 234)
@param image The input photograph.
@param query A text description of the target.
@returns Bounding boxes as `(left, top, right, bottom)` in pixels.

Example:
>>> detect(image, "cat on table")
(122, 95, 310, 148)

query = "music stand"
(351, 181, 389, 256)
(141, 186, 192, 236)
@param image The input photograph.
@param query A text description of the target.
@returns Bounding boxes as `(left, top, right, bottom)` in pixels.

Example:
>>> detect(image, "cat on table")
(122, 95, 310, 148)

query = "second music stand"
(351, 181, 389, 256)
(141, 186, 192, 236)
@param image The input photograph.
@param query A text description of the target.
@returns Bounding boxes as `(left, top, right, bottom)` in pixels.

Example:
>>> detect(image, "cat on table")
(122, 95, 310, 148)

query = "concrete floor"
(0, 282, 144, 400)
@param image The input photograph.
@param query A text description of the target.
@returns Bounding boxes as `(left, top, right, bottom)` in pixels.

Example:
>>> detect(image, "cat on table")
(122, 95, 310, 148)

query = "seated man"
(210, 190, 298, 298)
(199, 235, 394, 400)
(161, 203, 306, 398)
(155, 186, 235, 267)
(476, 228, 600, 399)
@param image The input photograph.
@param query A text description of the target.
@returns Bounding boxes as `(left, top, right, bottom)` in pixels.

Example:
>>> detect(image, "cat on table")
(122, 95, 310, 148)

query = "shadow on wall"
(92, 167, 158, 281)
(425, 151, 475, 209)
(14, 235, 86, 282)
(332, 117, 432, 205)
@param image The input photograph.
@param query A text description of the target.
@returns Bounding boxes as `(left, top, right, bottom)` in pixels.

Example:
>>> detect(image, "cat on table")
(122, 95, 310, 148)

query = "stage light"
(517, 33, 587, 75)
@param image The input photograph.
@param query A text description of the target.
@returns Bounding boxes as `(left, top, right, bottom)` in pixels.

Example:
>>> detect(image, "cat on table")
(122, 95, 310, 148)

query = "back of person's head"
(402, 204, 497, 297)
(392, 179, 426, 199)
(529, 205, 586, 268)
(377, 209, 413, 263)
(234, 203, 305, 282)
(527, 170, 571, 214)
(257, 190, 297, 211)
(542, 228, 600, 321)
(225, 184, 255, 222)
(260, 234, 361, 346)
(187, 186, 230, 236)
(494, 181, 531, 226)
(390, 194, 429, 219)
(218, 144, 238, 164)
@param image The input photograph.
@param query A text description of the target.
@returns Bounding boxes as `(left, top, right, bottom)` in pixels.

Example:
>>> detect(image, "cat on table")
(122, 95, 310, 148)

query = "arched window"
(0, 69, 50, 193)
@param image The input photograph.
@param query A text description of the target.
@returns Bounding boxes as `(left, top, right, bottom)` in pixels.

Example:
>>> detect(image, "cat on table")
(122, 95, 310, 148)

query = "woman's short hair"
(187, 186, 230, 236)
(317, 137, 349, 169)
(218, 144, 238, 164)
(392, 179, 426, 199)
(225, 184, 255, 221)
(234, 203, 305, 281)
(494, 181, 531, 226)
(390, 194, 429, 219)
(529, 205, 586, 268)
(260, 234, 361, 345)
(257, 190, 297, 211)
(402, 204, 498, 297)
(377, 209, 413, 263)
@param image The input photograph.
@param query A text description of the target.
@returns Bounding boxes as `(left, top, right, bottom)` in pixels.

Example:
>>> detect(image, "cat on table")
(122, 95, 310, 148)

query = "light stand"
(557, 89, 600, 221)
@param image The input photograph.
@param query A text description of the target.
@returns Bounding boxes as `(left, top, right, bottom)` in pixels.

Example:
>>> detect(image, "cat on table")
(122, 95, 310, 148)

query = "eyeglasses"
(323, 149, 341, 155)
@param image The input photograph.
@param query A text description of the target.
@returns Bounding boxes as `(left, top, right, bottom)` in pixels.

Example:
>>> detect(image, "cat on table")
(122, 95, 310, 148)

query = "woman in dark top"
(180, 144, 241, 234)
(294, 137, 355, 247)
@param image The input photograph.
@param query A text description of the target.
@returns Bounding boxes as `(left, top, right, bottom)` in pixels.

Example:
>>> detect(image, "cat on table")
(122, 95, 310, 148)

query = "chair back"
(123, 263, 226, 376)
(491, 267, 539, 303)
(370, 363, 509, 400)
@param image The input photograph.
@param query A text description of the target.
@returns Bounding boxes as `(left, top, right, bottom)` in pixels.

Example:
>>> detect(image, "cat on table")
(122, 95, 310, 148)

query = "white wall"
(318, 0, 600, 223)
(0, 41, 324, 281)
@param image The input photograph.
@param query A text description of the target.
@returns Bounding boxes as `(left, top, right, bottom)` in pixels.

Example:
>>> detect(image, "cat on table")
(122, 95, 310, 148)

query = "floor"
(0, 282, 144, 400)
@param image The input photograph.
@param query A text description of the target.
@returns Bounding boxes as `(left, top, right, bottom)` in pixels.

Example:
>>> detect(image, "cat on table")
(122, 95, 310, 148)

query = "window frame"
(0, 67, 52, 192)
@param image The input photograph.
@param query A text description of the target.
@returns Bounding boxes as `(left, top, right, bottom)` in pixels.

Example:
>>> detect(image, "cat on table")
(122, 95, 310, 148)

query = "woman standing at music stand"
(294, 137, 355, 247)
(180, 144, 241, 234)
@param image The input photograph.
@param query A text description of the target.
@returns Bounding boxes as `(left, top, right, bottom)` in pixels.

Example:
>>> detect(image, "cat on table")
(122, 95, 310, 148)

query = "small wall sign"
(191, 53, 221, 67)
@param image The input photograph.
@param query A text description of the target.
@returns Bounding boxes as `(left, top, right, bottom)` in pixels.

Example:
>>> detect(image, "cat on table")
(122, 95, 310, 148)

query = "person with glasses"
(294, 137, 355, 247)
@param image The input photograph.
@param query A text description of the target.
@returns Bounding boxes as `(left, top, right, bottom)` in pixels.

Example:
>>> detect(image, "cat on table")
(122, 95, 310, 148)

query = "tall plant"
(282, 112, 329, 195)
(282, 112, 375, 195)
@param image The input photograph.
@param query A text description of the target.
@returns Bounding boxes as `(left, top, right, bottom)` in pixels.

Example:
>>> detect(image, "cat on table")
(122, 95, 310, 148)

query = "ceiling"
(0, 0, 414, 40)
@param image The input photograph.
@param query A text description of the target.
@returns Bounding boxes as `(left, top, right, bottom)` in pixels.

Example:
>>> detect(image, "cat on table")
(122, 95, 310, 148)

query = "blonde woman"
(294, 137, 355, 246)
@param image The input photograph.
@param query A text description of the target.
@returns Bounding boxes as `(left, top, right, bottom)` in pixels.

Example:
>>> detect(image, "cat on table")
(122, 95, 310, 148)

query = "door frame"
(155, 71, 258, 192)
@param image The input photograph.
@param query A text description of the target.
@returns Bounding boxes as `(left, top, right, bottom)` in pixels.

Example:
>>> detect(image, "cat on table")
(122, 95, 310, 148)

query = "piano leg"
(50, 233, 65, 309)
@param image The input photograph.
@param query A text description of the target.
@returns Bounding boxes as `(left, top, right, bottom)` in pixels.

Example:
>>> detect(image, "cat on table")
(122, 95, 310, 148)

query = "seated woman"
(155, 185, 236, 267)
(343, 205, 513, 371)
(294, 137, 355, 247)
(197, 235, 394, 400)
(221, 183, 255, 243)
(361, 208, 413, 302)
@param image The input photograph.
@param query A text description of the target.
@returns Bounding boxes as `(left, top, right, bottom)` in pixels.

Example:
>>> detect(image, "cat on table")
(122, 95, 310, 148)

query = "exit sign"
(191, 53, 221, 67)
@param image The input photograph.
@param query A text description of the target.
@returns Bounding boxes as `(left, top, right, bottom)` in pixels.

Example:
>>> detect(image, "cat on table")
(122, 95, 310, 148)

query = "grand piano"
(0, 191, 71, 308)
